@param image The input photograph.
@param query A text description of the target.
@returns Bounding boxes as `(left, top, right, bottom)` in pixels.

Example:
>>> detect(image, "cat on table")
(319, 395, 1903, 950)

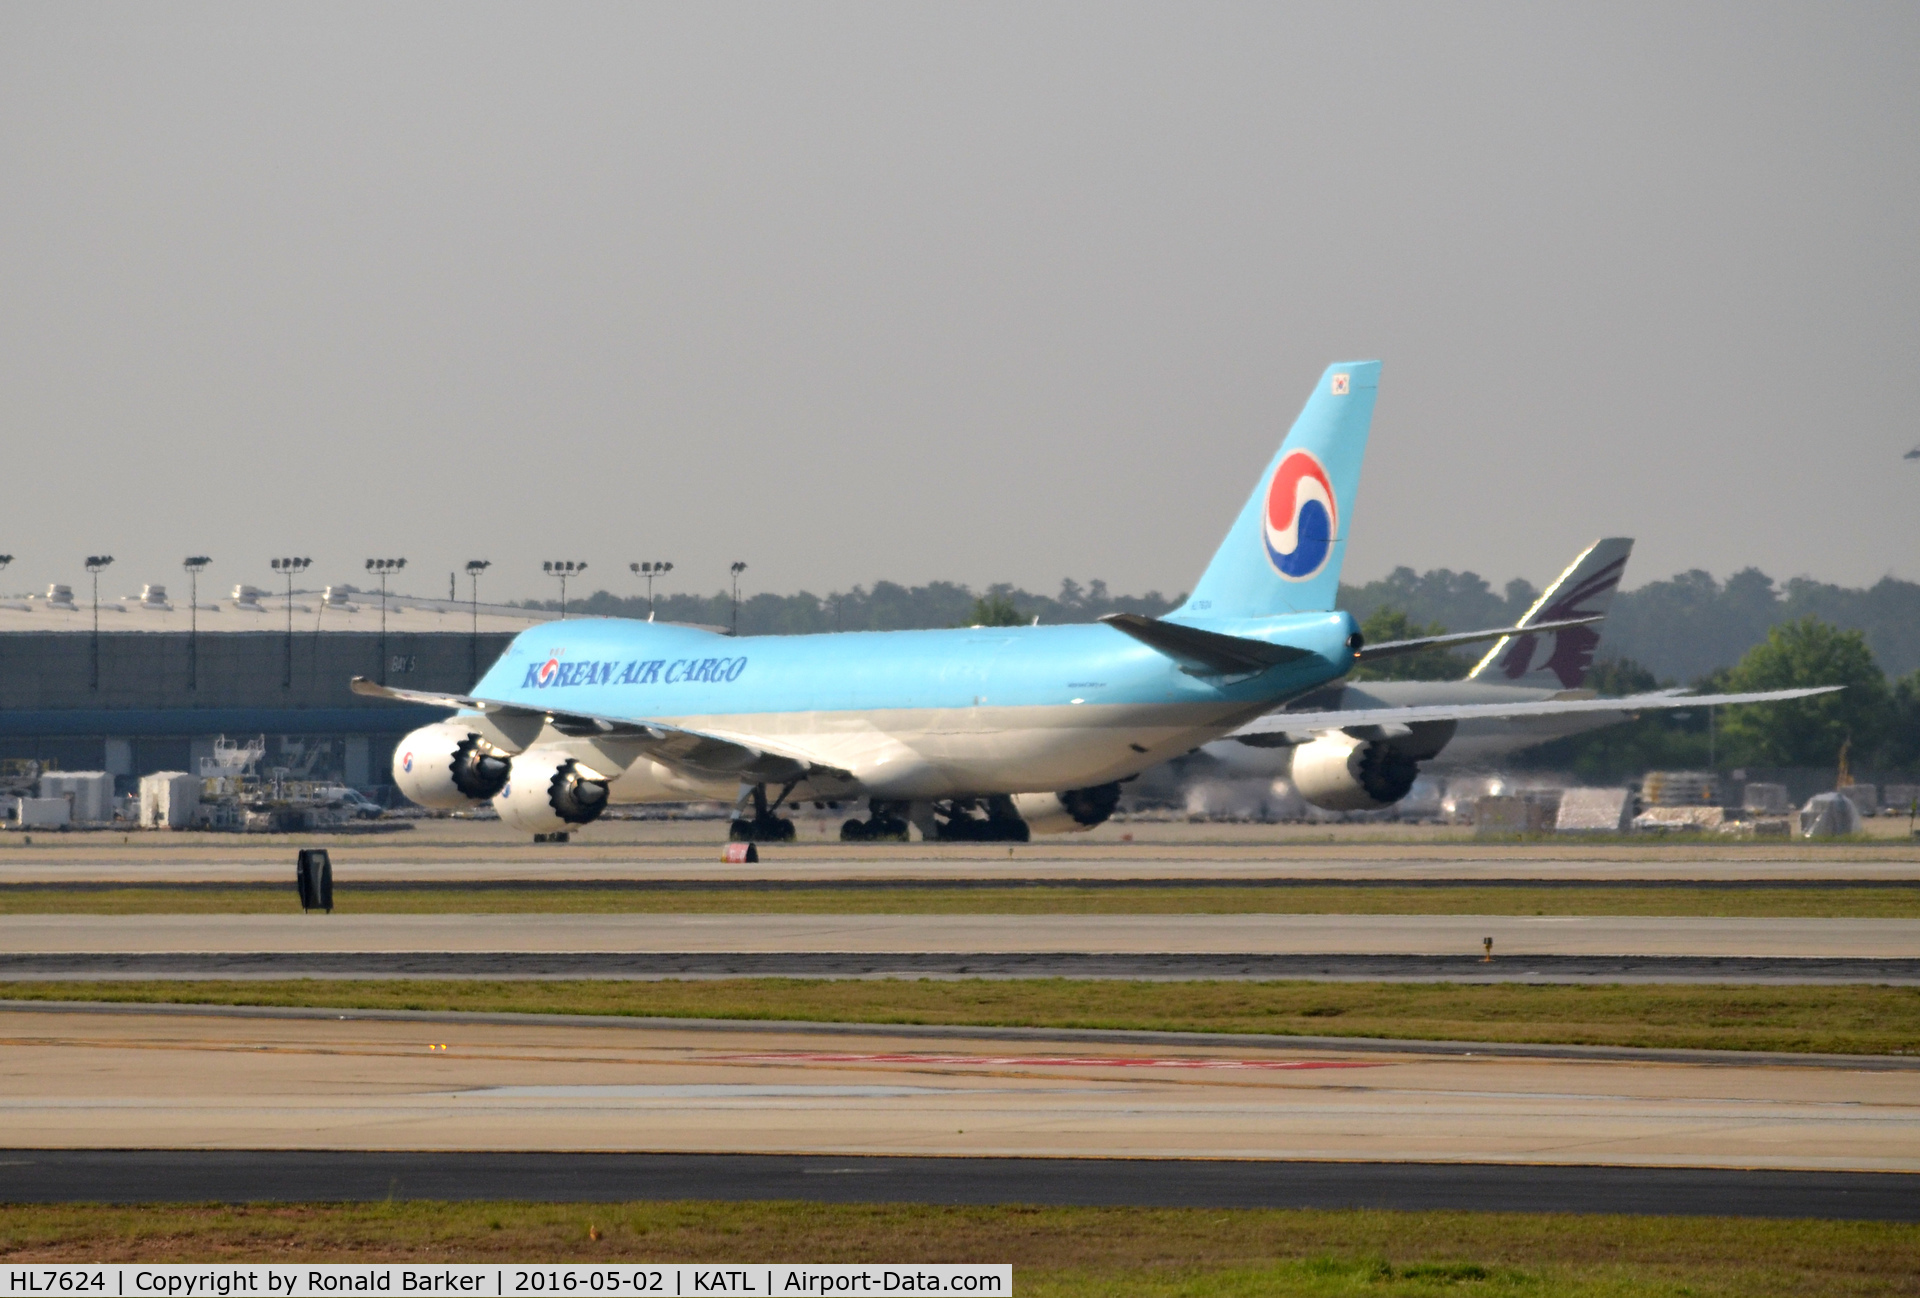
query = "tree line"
(536, 564, 1920, 677)
(527, 564, 1920, 778)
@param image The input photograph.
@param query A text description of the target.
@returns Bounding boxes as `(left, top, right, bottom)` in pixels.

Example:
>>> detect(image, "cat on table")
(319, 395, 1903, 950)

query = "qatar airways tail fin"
(1467, 537, 1634, 689)
(1179, 361, 1379, 621)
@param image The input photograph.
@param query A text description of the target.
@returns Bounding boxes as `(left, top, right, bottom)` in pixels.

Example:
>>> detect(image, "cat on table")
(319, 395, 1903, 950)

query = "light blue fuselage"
(470, 610, 1358, 799)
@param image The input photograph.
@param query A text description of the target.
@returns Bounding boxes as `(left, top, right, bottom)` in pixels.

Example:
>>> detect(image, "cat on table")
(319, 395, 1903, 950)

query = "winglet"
(349, 676, 479, 710)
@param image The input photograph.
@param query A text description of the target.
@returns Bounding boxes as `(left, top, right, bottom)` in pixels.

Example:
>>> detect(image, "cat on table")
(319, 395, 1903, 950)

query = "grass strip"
(10, 977, 1920, 1054)
(3, 1201, 1917, 1295)
(5, 883, 1920, 916)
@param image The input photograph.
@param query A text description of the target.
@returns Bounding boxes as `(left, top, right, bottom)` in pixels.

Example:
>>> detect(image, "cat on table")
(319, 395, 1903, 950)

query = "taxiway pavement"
(1, 1007, 1915, 1174)
(2, 912, 1912, 957)
(1, 819, 1915, 884)
(5, 1149, 1915, 1218)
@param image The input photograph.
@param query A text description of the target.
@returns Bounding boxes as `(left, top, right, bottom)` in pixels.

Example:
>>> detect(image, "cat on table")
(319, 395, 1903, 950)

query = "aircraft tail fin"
(1467, 537, 1634, 688)
(1180, 361, 1379, 620)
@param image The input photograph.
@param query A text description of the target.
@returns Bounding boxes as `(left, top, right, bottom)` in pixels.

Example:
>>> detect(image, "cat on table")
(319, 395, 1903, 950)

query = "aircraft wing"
(1229, 685, 1844, 743)
(348, 680, 489, 712)
(349, 677, 849, 786)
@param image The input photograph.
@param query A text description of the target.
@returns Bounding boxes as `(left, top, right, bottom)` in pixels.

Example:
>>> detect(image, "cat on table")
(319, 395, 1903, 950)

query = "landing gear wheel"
(733, 815, 795, 842)
(839, 818, 869, 842)
(866, 815, 909, 842)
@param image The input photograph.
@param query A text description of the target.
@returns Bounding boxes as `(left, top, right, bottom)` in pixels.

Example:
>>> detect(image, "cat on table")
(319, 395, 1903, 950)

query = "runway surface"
(3, 1007, 1916, 1173)
(5, 912, 1913, 956)
(9, 950, 1919, 983)
(16, 997, 1914, 1069)
(2, 819, 1915, 884)
(5, 1149, 1915, 1218)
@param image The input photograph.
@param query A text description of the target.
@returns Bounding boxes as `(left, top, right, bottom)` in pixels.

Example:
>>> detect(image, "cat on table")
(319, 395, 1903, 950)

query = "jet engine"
(392, 721, 511, 809)
(492, 748, 612, 835)
(1009, 781, 1124, 834)
(1287, 733, 1419, 811)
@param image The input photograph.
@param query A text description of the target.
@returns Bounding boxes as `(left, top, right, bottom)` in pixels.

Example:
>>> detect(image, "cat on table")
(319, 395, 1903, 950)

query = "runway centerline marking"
(712, 1051, 1385, 1070)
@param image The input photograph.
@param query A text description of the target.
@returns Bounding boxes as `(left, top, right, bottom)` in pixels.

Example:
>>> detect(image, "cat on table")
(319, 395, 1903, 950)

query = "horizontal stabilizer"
(1231, 685, 1844, 744)
(1358, 616, 1601, 663)
(1099, 613, 1315, 677)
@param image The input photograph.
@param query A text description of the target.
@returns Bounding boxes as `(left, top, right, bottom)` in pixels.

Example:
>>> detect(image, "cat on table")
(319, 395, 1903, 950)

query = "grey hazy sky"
(2, 3, 1915, 606)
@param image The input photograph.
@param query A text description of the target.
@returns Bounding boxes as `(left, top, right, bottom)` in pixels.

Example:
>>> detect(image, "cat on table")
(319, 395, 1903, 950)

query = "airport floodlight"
(631, 560, 674, 619)
(362, 559, 409, 684)
(464, 561, 491, 681)
(545, 560, 587, 619)
(84, 556, 114, 690)
(270, 558, 310, 688)
(730, 562, 748, 636)
(183, 556, 211, 690)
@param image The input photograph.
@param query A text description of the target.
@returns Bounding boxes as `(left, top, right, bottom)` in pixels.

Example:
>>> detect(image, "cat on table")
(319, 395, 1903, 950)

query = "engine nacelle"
(1288, 733, 1419, 811)
(492, 748, 612, 834)
(1010, 782, 1123, 834)
(392, 721, 512, 809)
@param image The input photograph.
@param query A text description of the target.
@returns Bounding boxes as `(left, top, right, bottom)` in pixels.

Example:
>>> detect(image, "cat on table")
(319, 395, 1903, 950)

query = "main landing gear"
(729, 781, 799, 843)
(929, 795, 1030, 842)
(840, 799, 910, 842)
(837, 797, 1031, 842)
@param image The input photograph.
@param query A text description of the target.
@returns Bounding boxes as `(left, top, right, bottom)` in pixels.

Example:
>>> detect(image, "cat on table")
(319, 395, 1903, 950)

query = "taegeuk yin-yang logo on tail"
(1262, 449, 1337, 580)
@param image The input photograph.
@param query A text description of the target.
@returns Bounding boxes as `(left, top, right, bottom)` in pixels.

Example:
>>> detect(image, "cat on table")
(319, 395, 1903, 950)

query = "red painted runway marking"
(713, 1052, 1383, 1071)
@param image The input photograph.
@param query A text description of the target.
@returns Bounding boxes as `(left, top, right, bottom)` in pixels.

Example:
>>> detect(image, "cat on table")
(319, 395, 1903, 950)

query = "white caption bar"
(5, 1267, 1009, 1297)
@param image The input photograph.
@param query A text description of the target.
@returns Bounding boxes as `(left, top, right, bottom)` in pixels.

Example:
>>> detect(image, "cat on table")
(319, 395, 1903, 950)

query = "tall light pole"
(630, 561, 672, 620)
(365, 558, 406, 685)
(464, 559, 490, 683)
(183, 556, 210, 691)
(270, 557, 310, 688)
(0, 558, 10, 700)
(544, 561, 586, 619)
(729, 561, 747, 637)
(85, 555, 114, 690)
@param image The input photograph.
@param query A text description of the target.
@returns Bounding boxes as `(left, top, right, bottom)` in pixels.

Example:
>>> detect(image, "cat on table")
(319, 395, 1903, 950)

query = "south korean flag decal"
(1330, 373, 1350, 395)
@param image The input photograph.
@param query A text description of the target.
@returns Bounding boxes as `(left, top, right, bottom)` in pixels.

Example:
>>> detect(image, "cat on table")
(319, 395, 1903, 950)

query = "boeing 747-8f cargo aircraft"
(359, 362, 1834, 841)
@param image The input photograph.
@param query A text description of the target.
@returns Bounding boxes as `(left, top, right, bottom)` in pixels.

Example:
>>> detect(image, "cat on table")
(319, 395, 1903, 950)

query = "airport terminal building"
(0, 587, 549, 792)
